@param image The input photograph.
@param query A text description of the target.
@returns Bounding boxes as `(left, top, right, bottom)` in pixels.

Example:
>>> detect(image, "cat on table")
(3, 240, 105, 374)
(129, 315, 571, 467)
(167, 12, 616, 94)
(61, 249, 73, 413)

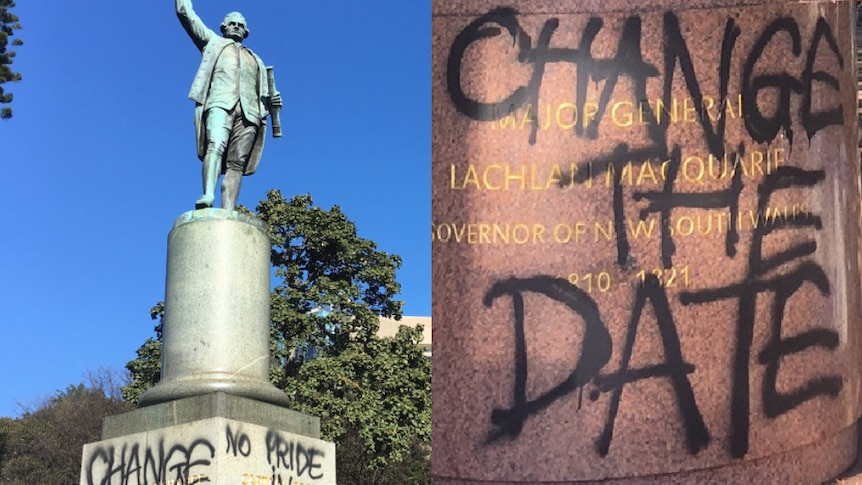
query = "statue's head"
(220, 12, 249, 42)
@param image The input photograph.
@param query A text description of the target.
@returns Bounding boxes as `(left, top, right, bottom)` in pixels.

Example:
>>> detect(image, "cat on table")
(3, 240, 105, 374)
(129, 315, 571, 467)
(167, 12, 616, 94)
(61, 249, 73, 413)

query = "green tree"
(287, 324, 431, 484)
(121, 302, 164, 404)
(0, 370, 132, 484)
(0, 0, 22, 120)
(259, 191, 403, 386)
(123, 190, 430, 484)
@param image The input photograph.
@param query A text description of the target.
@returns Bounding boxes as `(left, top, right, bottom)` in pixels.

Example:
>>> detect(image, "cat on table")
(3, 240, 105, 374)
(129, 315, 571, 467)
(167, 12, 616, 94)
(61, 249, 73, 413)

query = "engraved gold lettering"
(749, 149, 764, 176)
(512, 224, 530, 244)
(467, 224, 478, 244)
(638, 100, 652, 125)
(636, 266, 691, 287)
(636, 160, 659, 185)
(565, 271, 613, 293)
(583, 102, 599, 126)
(486, 95, 743, 131)
(505, 164, 526, 190)
(554, 223, 572, 243)
(682, 156, 705, 184)
(675, 216, 695, 237)
(479, 223, 491, 243)
(556, 102, 578, 129)
(729, 93, 743, 118)
(541, 103, 551, 129)
(519, 104, 533, 128)
(491, 105, 518, 129)
(771, 147, 784, 172)
(655, 97, 678, 124)
(595, 221, 613, 242)
(462, 165, 480, 189)
(605, 161, 634, 187)
(611, 101, 633, 127)
(494, 223, 509, 243)
(483, 164, 501, 190)
(575, 222, 588, 242)
(732, 154, 750, 178)
(683, 97, 697, 122)
(450, 164, 456, 189)
(433, 223, 451, 242)
(703, 96, 718, 122)
(530, 165, 543, 190)
(660, 159, 670, 180)
(707, 153, 730, 180)
(628, 218, 656, 239)
(432, 223, 548, 244)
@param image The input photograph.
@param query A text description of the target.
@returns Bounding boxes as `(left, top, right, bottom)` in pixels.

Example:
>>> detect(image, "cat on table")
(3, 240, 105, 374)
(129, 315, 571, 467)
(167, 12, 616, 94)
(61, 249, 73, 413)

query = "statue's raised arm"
(176, 0, 215, 51)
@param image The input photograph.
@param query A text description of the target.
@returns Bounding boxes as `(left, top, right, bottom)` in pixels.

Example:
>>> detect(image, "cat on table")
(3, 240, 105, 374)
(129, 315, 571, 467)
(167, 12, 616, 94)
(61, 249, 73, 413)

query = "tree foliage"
(259, 191, 403, 386)
(0, 0, 22, 120)
(287, 324, 431, 484)
(123, 190, 430, 484)
(120, 302, 164, 404)
(0, 370, 132, 484)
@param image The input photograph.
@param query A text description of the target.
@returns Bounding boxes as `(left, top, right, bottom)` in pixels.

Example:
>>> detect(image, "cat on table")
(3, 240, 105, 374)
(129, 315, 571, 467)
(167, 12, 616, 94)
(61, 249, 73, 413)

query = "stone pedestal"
(139, 209, 289, 407)
(81, 210, 336, 484)
(81, 392, 335, 485)
(433, 0, 862, 483)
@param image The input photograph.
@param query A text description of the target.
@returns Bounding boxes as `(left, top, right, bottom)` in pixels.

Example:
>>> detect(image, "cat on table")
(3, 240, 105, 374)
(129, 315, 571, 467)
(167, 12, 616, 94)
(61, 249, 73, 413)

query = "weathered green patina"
(175, 0, 282, 211)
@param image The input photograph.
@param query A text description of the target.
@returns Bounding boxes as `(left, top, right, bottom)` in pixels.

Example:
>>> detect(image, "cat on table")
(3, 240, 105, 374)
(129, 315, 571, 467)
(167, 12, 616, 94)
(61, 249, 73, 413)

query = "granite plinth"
(139, 209, 289, 408)
(81, 415, 335, 485)
(103, 392, 319, 440)
(432, 0, 862, 483)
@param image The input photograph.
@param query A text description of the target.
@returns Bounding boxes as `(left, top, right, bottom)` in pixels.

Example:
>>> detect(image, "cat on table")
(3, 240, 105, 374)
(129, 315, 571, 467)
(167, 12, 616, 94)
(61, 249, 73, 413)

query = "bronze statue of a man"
(176, 0, 282, 210)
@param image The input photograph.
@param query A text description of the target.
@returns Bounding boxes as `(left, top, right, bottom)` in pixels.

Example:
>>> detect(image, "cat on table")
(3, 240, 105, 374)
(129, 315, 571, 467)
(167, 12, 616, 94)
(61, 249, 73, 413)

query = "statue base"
(80, 392, 336, 485)
(139, 209, 289, 408)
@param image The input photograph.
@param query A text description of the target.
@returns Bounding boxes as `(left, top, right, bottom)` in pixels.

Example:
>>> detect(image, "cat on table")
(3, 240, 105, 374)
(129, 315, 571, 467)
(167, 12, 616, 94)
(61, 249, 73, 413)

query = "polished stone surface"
(139, 209, 289, 407)
(432, 0, 862, 482)
(103, 392, 318, 440)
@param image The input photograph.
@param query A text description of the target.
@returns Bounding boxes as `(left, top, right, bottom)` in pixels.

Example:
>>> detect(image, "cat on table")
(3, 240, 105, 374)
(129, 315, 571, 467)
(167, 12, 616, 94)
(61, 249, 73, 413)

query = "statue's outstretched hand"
(270, 92, 283, 109)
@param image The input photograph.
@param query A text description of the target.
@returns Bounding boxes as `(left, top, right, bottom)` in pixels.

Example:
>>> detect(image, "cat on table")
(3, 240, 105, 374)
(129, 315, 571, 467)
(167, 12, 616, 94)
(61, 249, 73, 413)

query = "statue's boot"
(196, 152, 220, 209)
(221, 168, 243, 211)
(195, 194, 215, 210)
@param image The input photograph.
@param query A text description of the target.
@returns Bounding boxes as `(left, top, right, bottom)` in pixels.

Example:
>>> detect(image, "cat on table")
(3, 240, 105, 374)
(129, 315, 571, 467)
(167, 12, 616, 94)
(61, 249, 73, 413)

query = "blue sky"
(0, 1, 429, 417)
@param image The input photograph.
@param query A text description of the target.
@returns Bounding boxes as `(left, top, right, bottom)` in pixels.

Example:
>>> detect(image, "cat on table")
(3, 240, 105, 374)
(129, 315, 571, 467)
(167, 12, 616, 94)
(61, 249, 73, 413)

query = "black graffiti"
(663, 13, 739, 159)
(555, 11, 740, 270)
(592, 276, 709, 456)
(633, 144, 745, 267)
(572, 143, 745, 268)
(446, 8, 531, 126)
(483, 168, 840, 457)
(447, 10, 843, 147)
(483, 276, 611, 442)
(743, 17, 844, 145)
(758, 265, 839, 418)
(680, 166, 839, 458)
(226, 425, 252, 457)
(801, 18, 844, 139)
(265, 429, 325, 481)
(448, 8, 660, 146)
(566, 12, 838, 271)
(572, 144, 660, 267)
(458, 7, 849, 460)
(449, 9, 843, 272)
(483, 275, 709, 456)
(85, 438, 214, 485)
